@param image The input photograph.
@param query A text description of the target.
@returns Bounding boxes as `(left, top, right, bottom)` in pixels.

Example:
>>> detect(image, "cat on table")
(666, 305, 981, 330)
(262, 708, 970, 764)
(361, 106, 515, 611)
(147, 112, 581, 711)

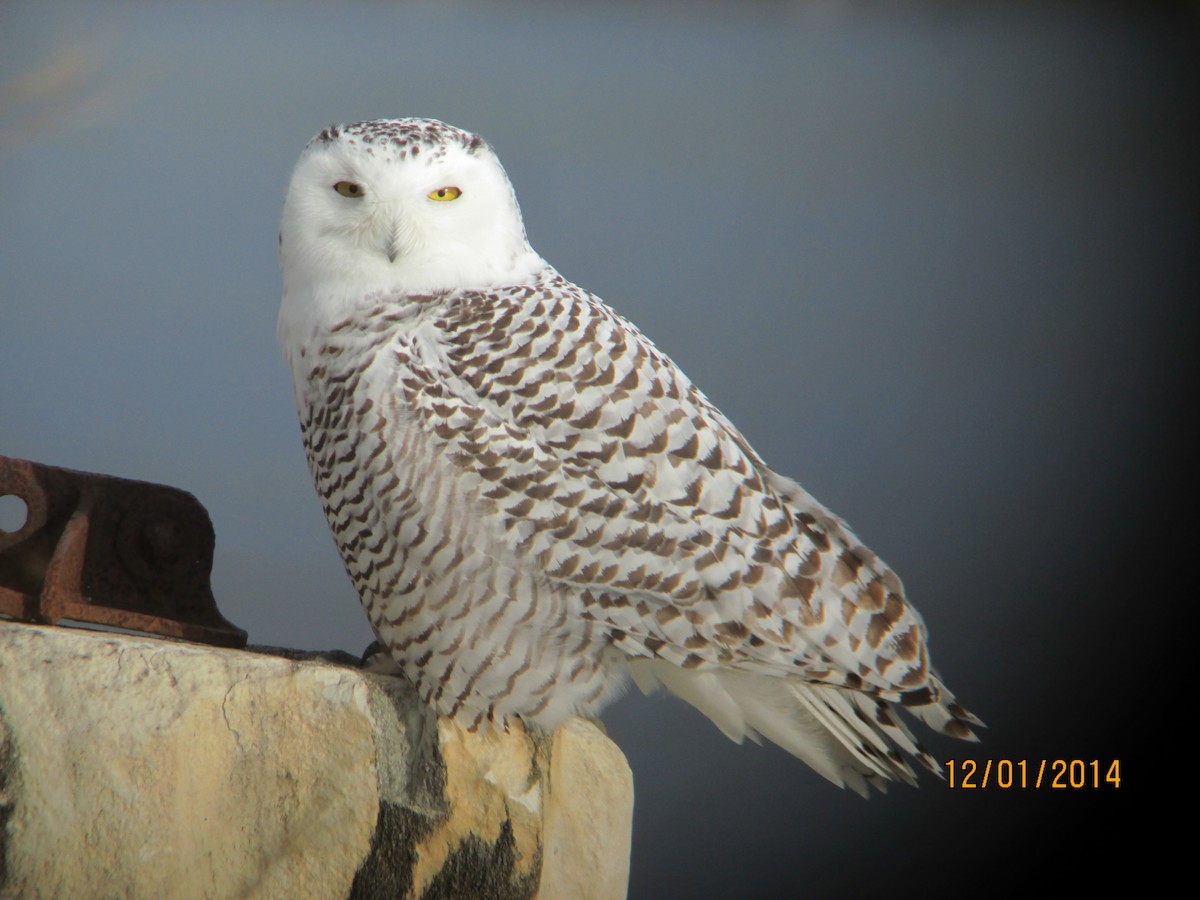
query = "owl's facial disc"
(279, 118, 548, 336)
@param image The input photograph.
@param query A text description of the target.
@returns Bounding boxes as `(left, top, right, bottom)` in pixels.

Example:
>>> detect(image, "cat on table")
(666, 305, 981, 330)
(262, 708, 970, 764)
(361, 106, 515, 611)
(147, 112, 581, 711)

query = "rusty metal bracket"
(0, 454, 247, 648)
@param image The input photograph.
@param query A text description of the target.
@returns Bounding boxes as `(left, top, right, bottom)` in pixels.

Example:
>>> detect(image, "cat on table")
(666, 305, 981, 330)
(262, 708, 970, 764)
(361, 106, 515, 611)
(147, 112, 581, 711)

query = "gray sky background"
(2, 2, 1191, 895)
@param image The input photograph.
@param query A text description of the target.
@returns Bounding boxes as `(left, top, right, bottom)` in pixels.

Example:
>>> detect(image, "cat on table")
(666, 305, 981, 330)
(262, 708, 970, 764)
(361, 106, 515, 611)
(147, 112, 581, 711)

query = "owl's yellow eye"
(428, 186, 462, 202)
(334, 181, 364, 198)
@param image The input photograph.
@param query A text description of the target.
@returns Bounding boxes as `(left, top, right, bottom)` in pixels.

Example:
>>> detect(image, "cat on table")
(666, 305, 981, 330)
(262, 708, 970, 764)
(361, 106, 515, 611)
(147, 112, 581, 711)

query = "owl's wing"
(412, 279, 979, 789)
(424, 282, 943, 686)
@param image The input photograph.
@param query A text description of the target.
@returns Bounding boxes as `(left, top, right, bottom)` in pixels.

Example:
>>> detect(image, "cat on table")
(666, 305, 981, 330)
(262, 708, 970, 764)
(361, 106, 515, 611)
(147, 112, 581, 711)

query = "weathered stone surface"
(0, 621, 632, 899)
(541, 719, 634, 900)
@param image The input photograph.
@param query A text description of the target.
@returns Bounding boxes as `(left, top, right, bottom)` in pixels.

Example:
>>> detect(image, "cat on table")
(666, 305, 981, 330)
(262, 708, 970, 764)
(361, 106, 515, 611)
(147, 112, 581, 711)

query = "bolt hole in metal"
(0, 494, 28, 533)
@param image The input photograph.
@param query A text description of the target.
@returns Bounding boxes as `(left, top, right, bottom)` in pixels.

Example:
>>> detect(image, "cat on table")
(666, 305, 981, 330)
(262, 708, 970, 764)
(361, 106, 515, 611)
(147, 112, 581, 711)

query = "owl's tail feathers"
(626, 661, 981, 797)
(896, 676, 985, 743)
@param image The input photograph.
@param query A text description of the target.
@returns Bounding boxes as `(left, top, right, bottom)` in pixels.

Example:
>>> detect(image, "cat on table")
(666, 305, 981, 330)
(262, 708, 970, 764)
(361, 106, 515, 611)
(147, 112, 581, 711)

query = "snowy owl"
(278, 117, 979, 794)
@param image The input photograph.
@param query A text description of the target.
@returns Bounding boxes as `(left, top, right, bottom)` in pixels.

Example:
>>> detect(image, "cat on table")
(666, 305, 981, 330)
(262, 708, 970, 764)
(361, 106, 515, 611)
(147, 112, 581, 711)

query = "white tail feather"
(626, 660, 967, 795)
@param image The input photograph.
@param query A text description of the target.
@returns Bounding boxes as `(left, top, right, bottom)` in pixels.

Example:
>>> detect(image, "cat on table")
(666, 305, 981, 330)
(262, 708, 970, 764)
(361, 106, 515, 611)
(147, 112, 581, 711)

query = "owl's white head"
(278, 118, 545, 342)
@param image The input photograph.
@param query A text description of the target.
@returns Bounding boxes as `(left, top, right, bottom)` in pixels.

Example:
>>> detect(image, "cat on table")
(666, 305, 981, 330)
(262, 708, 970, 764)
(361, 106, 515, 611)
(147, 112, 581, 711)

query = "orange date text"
(944, 759, 1121, 789)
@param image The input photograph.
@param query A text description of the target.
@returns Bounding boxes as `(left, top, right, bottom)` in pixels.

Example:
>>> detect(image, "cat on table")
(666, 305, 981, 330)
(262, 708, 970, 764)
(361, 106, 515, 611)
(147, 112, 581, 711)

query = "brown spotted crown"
(308, 117, 487, 162)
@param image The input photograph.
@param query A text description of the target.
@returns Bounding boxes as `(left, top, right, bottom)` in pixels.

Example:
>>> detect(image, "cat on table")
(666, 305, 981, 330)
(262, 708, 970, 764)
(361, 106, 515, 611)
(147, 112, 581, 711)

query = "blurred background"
(2, 1, 1192, 895)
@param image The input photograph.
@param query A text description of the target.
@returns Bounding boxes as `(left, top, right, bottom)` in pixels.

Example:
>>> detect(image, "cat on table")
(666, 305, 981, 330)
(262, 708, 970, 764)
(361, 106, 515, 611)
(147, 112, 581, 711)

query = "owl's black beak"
(384, 221, 402, 263)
